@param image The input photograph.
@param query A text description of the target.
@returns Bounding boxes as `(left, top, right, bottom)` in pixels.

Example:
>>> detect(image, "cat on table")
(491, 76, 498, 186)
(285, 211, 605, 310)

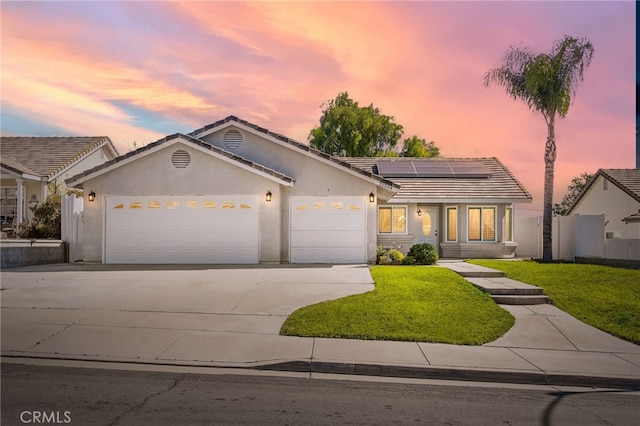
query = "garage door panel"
(107, 248, 258, 264)
(290, 196, 366, 264)
(105, 196, 259, 264)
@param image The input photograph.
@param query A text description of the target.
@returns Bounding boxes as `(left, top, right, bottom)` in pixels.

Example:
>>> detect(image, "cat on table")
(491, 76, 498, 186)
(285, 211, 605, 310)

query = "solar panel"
(376, 160, 491, 178)
(377, 160, 416, 177)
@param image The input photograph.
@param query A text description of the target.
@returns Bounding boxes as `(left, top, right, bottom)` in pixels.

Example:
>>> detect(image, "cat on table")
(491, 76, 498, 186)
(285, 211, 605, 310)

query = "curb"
(262, 361, 640, 390)
(8, 353, 635, 390)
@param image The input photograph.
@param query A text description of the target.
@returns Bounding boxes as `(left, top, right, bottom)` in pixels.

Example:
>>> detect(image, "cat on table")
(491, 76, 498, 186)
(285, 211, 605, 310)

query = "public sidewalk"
(1, 262, 639, 389)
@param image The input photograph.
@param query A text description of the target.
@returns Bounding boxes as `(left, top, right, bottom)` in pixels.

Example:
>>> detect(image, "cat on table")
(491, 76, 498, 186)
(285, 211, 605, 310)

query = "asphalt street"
(2, 362, 639, 426)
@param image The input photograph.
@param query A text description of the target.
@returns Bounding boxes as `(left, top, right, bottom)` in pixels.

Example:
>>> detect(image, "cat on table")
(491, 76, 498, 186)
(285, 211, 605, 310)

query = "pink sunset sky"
(1, 1, 635, 213)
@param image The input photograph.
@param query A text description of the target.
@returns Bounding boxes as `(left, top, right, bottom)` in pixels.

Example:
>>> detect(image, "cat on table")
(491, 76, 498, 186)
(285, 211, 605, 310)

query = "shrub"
(17, 184, 62, 239)
(401, 256, 415, 265)
(388, 249, 404, 264)
(376, 245, 387, 264)
(407, 243, 438, 265)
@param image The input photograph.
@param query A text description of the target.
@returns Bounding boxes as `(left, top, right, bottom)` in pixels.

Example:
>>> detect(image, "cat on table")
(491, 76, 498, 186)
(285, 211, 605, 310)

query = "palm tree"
(484, 36, 594, 261)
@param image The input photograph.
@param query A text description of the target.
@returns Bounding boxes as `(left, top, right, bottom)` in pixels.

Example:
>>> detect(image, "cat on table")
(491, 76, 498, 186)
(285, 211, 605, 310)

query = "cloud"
(0, 1, 634, 207)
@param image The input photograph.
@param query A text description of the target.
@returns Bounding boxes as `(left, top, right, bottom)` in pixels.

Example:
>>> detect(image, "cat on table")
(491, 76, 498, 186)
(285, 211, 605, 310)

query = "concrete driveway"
(1, 264, 374, 364)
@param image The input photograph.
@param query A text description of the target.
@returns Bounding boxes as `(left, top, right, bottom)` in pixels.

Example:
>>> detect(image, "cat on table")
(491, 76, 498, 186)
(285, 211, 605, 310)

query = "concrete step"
(441, 262, 550, 305)
(491, 294, 551, 305)
(466, 277, 545, 296)
(442, 262, 506, 278)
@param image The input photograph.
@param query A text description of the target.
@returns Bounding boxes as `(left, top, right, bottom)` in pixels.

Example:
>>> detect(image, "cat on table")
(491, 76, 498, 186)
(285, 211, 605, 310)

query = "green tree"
(484, 36, 594, 261)
(401, 135, 440, 157)
(553, 172, 593, 216)
(309, 92, 404, 156)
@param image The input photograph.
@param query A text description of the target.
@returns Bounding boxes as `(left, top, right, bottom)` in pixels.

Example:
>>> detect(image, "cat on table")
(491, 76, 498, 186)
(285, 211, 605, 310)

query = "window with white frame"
(468, 206, 496, 242)
(378, 206, 407, 234)
(445, 206, 458, 242)
(505, 206, 514, 242)
(0, 187, 17, 223)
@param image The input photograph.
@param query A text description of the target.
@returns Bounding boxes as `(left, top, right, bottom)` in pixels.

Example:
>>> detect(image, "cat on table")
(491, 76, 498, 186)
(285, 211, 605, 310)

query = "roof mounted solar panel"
(376, 159, 491, 178)
(376, 160, 416, 177)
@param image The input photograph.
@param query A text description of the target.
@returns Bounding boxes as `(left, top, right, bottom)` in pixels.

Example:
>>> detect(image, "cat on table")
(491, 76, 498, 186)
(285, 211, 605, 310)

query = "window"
(445, 207, 458, 242)
(378, 206, 407, 234)
(468, 207, 496, 241)
(505, 206, 513, 242)
(0, 188, 17, 221)
(421, 211, 432, 236)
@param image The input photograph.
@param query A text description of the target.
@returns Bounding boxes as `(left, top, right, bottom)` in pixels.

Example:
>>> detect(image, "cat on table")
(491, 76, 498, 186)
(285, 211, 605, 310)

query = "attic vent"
(223, 129, 243, 150)
(171, 149, 191, 168)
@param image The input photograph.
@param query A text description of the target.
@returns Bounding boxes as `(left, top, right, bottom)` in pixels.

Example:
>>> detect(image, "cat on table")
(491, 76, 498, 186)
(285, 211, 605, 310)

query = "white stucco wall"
(572, 175, 640, 239)
(54, 147, 117, 190)
(80, 135, 380, 263)
(201, 127, 380, 262)
(80, 141, 282, 263)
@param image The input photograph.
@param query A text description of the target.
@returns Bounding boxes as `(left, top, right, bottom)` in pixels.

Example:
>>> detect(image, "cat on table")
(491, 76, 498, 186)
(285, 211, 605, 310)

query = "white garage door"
(290, 196, 367, 263)
(105, 195, 259, 264)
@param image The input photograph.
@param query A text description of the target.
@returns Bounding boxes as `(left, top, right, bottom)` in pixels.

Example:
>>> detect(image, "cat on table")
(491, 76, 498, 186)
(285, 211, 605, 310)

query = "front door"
(417, 205, 439, 252)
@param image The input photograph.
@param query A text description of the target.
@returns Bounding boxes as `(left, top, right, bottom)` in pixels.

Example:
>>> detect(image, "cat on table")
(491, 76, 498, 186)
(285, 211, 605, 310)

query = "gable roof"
(568, 169, 640, 214)
(66, 133, 296, 188)
(1, 136, 118, 180)
(341, 157, 532, 203)
(189, 115, 399, 192)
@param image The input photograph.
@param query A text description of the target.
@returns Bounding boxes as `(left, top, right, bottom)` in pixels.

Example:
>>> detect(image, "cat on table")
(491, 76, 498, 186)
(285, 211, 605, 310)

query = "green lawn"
(280, 266, 514, 345)
(469, 260, 640, 345)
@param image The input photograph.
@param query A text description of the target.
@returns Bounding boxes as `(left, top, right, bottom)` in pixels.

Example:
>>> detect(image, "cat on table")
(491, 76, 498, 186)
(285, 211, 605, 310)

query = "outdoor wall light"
(417, 208, 422, 216)
(265, 190, 272, 202)
(369, 192, 375, 203)
(88, 191, 96, 202)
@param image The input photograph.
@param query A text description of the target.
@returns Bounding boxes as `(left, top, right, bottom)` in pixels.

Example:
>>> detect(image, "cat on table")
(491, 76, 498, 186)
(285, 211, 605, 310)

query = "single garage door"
(105, 195, 260, 264)
(290, 196, 367, 263)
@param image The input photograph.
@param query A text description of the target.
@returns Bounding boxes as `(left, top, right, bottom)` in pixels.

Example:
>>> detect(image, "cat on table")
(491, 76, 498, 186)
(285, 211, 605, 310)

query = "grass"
(469, 260, 640, 345)
(280, 266, 514, 345)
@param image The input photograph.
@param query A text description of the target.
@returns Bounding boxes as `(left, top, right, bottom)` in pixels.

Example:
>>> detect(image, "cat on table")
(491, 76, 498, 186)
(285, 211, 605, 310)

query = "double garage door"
(105, 196, 260, 264)
(104, 195, 367, 264)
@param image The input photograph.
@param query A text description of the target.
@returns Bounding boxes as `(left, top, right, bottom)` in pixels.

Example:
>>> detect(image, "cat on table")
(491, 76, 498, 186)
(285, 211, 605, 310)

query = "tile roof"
(598, 169, 640, 200)
(1, 136, 115, 178)
(66, 133, 296, 187)
(340, 157, 532, 203)
(568, 169, 640, 214)
(190, 115, 399, 191)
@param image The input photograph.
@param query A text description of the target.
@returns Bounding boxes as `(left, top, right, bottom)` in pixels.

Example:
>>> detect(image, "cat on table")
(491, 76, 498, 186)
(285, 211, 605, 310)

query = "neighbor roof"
(341, 157, 532, 203)
(568, 169, 640, 214)
(1, 136, 118, 180)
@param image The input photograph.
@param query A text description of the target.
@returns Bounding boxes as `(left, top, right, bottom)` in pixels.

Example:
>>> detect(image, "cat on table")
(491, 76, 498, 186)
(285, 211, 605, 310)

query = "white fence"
(515, 214, 640, 261)
(61, 195, 83, 262)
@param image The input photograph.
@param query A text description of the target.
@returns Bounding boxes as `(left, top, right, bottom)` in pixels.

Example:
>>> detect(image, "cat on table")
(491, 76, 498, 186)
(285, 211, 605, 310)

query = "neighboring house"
(0, 136, 119, 226)
(567, 168, 640, 239)
(66, 116, 531, 264)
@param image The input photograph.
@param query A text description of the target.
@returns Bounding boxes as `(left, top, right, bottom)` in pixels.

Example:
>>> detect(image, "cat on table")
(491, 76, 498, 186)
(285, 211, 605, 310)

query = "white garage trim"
(104, 195, 260, 264)
(290, 196, 367, 264)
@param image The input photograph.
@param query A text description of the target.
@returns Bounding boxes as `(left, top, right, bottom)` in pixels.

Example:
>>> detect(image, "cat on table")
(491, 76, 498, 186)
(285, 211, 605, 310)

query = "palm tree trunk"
(542, 115, 556, 261)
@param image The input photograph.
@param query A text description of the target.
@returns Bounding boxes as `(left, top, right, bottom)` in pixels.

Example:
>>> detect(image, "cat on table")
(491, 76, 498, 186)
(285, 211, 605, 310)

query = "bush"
(17, 184, 62, 239)
(407, 243, 439, 265)
(401, 256, 415, 265)
(388, 249, 404, 264)
(376, 245, 387, 264)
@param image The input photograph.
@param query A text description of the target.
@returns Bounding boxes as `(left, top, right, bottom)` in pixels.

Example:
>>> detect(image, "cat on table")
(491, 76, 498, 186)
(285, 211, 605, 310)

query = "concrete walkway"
(1, 262, 638, 389)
